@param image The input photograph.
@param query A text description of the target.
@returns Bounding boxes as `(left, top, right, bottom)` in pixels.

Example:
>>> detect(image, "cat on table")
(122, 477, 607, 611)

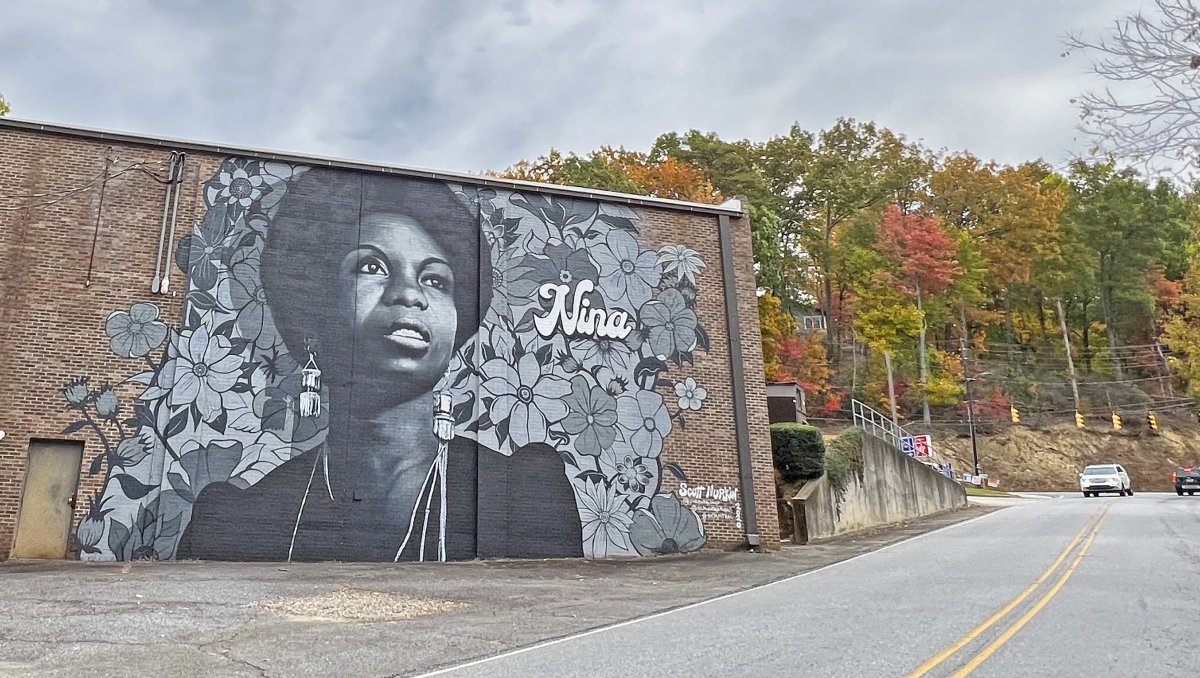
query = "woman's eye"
(422, 274, 450, 291)
(356, 258, 387, 276)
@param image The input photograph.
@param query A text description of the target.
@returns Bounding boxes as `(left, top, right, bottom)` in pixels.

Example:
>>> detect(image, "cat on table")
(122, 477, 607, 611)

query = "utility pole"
(960, 336, 981, 476)
(1154, 340, 1175, 399)
(917, 281, 931, 426)
(1056, 299, 1081, 414)
(884, 350, 899, 428)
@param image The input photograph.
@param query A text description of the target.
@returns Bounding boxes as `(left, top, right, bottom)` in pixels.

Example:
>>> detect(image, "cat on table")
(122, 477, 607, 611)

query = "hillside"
(930, 419, 1200, 492)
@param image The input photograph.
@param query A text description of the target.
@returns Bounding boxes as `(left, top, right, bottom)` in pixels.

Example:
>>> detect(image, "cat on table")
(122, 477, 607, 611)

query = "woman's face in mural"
(342, 211, 459, 400)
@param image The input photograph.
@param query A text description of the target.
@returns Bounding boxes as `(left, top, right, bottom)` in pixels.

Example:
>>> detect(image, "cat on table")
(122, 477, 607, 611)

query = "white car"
(1080, 464, 1133, 497)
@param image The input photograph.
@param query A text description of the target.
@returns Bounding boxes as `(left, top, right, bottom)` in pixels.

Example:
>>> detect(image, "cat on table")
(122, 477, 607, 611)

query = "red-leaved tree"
(875, 205, 963, 424)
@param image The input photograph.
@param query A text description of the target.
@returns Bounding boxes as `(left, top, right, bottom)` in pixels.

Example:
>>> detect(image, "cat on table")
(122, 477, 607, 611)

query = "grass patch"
(965, 487, 1011, 497)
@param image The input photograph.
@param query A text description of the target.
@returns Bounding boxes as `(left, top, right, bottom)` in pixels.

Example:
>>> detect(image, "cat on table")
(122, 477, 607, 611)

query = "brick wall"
(0, 123, 775, 559)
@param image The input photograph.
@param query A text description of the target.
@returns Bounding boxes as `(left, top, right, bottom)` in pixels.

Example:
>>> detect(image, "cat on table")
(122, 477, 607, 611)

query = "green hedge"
(770, 423, 826, 483)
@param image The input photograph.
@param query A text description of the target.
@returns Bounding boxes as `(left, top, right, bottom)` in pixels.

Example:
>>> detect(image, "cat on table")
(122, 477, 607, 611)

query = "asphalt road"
(422, 493, 1200, 678)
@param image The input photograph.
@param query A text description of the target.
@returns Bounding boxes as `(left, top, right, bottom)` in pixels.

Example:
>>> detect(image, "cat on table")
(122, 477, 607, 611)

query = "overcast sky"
(0, 0, 1141, 174)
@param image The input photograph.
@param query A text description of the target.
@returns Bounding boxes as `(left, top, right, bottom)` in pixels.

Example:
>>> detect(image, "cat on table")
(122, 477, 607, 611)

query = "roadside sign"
(899, 436, 916, 457)
(963, 472, 972, 483)
(971, 475, 982, 486)
(988, 477, 1000, 488)
(912, 434, 933, 458)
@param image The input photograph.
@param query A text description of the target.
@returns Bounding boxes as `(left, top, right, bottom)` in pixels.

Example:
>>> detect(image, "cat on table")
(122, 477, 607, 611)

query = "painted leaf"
(108, 519, 131, 558)
(663, 462, 689, 482)
(61, 421, 87, 435)
(114, 474, 155, 500)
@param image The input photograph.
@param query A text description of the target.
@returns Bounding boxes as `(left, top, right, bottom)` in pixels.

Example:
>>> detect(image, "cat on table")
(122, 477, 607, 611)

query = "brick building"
(0, 119, 776, 562)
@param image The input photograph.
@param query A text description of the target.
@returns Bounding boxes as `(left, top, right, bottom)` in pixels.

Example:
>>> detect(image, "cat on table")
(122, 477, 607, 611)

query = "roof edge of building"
(0, 117, 747, 217)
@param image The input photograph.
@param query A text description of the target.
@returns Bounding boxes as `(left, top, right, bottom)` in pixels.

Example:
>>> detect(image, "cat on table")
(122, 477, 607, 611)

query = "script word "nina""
(533, 279, 633, 340)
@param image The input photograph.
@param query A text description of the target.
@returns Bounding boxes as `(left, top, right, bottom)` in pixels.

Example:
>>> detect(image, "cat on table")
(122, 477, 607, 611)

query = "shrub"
(770, 423, 826, 483)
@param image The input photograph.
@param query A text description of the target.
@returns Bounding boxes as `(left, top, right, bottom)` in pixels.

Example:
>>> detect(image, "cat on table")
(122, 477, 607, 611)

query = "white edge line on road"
(412, 506, 1011, 677)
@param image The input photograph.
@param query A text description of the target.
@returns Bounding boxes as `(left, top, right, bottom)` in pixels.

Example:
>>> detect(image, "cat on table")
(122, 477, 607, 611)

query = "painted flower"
(94, 383, 120, 421)
(616, 455, 653, 493)
(488, 246, 540, 322)
(480, 352, 572, 448)
(477, 322, 516, 365)
(562, 375, 619, 457)
(177, 206, 233, 291)
(215, 164, 265, 208)
(113, 433, 151, 468)
(575, 479, 635, 558)
(598, 441, 661, 499)
(657, 245, 706, 285)
(166, 325, 244, 422)
(571, 336, 634, 374)
(105, 303, 168, 358)
(73, 491, 112, 554)
(525, 242, 599, 289)
(616, 390, 671, 458)
(630, 494, 707, 556)
(62, 377, 90, 408)
(640, 289, 698, 359)
(227, 252, 279, 350)
(482, 207, 521, 250)
(592, 230, 661, 310)
(674, 377, 707, 411)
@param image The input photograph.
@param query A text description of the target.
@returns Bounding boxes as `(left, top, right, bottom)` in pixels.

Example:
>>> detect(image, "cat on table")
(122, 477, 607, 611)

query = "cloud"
(0, 0, 1139, 173)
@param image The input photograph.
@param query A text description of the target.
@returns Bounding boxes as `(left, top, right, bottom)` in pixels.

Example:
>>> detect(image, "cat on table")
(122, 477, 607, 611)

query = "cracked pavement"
(0, 507, 988, 678)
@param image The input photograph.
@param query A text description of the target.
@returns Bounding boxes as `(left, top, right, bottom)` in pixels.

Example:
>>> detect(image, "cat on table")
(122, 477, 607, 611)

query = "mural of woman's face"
(340, 212, 459, 403)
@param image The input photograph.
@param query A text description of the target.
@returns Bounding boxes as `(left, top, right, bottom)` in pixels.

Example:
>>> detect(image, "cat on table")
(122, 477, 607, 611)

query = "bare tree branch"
(1066, 0, 1200, 178)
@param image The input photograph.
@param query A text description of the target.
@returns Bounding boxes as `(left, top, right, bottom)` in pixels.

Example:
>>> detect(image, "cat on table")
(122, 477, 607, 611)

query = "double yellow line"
(906, 504, 1111, 678)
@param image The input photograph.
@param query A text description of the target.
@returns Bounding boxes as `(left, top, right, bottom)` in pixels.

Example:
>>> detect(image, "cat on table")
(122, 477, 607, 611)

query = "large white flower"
(217, 166, 264, 208)
(616, 390, 672, 458)
(575, 480, 635, 558)
(480, 352, 572, 448)
(592, 230, 661, 311)
(657, 244, 706, 285)
(166, 325, 244, 422)
(571, 336, 634, 375)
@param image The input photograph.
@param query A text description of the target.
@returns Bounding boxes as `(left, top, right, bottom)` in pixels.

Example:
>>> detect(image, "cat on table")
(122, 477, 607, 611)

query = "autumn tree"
(494, 146, 718, 203)
(1164, 250, 1200, 398)
(758, 292, 798, 381)
(874, 205, 963, 423)
(758, 119, 930, 361)
(929, 154, 1066, 343)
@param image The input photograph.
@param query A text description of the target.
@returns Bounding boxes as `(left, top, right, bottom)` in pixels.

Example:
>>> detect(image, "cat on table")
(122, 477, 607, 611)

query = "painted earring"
(299, 341, 322, 418)
(432, 367, 454, 443)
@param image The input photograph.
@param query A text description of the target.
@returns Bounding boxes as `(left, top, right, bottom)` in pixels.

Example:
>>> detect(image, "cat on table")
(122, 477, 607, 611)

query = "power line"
(0, 159, 172, 212)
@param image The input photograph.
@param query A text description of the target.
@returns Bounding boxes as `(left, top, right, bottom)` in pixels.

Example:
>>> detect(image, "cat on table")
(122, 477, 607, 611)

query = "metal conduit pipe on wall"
(160, 153, 187, 294)
(717, 212, 761, 549)
(151, 151, 180, 294)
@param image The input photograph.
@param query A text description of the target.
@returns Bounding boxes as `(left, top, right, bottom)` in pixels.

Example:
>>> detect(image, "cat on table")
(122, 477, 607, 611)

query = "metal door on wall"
(11, 440, 83, 559)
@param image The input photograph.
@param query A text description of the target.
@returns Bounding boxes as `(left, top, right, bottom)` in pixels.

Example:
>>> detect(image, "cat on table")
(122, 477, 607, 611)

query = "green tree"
(758, 119, 930, 360)
(1064, 161, 1185, 377)
(650, 130, 802, 304)
(0, 94, 9, 117)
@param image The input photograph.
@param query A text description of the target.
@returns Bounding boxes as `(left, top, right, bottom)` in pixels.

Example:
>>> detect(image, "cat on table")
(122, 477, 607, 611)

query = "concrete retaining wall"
(792, 434, 966, 541)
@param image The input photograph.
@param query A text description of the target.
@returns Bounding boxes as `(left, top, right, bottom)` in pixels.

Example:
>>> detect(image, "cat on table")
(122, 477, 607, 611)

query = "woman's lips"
(384, 318, 431, 351)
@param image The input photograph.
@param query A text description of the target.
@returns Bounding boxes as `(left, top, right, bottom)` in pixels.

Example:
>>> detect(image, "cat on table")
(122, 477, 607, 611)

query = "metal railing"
(850, 398, 912, 450)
